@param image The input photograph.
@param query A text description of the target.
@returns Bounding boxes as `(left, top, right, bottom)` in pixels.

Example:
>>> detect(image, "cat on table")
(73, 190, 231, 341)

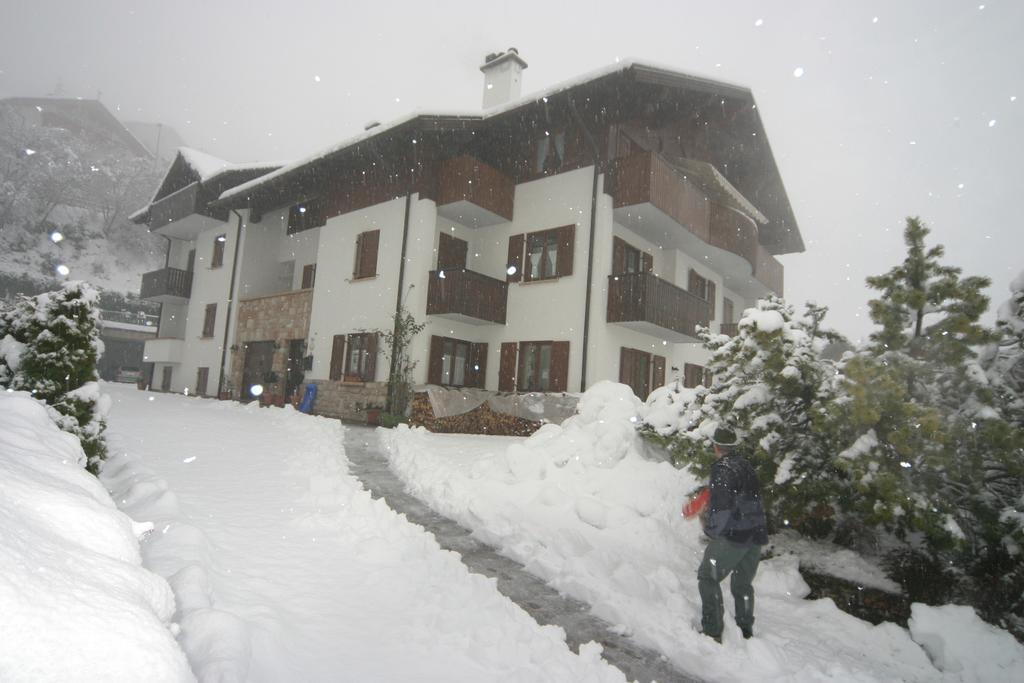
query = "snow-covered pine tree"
(1, 281, 108, 472)
(846, 218, 1023, 634)
(982, 269, 1024, 428)
(642, 296, 847, 536)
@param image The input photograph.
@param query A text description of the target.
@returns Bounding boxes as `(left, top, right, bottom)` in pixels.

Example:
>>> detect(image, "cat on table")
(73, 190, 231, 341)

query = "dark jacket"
(704, 452, 769, 546)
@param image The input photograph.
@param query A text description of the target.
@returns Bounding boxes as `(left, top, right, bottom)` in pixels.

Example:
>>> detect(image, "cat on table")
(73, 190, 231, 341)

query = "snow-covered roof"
(217, 60, 753, 205)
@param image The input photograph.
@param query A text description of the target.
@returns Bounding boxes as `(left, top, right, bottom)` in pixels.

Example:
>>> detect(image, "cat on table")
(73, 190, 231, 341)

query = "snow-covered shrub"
(0, 280, 108, 472)
(640, 297, 849, 538)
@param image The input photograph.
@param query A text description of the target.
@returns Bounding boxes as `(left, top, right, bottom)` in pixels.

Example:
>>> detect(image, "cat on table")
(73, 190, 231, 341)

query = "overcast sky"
(1, 0, 1020, 342)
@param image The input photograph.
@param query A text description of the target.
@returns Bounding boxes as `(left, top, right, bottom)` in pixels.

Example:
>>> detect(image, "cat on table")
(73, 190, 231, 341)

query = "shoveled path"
(343, 425, 698, 683)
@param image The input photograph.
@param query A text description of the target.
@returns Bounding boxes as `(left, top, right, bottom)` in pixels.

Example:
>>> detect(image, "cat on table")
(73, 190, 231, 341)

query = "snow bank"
(0, 391, 191, 682)
(908, 604, 1024, 681)
(382, 381, 1017, 682)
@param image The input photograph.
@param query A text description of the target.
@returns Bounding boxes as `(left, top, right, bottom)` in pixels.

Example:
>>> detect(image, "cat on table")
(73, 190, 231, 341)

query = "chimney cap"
(480, 47, 528, 72)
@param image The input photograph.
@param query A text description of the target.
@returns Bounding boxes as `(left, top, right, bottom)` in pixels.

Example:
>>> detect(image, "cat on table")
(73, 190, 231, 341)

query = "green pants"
(697, 537, 762, 638)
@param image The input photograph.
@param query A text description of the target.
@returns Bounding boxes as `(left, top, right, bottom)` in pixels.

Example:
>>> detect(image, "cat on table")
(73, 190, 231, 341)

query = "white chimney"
(479, 48, 528, 109)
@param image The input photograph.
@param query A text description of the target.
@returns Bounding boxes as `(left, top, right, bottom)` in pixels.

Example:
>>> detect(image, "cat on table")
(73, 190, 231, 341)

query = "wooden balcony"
(607, 272, 710, 342)
(426, 269, 507, 325)
(148, 182, 228, 239)
(140, 267, 193, 304)
(436, 155, 514, 227)
(607, 151, 784, 297)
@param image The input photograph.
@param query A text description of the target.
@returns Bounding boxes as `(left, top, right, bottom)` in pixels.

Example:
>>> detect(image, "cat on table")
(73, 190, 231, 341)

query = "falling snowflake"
(793, 67, 805, 78)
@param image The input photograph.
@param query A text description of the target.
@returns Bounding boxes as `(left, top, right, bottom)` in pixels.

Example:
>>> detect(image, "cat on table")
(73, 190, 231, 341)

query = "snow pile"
(908, 604, 1024, 681)
(383, 381, 1021, 682)
(0, 391, 191, 682)
(100, 384, 628, 682)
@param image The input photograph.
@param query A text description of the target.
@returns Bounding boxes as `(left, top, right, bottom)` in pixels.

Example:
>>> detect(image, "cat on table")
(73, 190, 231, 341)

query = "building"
(132, 52, 803, 420)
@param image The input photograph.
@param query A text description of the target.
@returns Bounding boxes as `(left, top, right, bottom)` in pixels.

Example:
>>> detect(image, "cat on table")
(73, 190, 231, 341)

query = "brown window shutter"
(684, 362, 705, 389)
(355, 230, 379, 279)
(438, 233, 468, 271)
(612, 237, 626, 275)
(550, 341, 570, 392)
(364, 333, 378, 382)
(499, 342, 517, 391)
(353, 233, 363, 278)
(469, 342, 488, 389)
(556, 225, 575, 277)
(427, 335, 444, 385)
(707, 280, 716, 319)
(641, 251, 654, 273)
(212, 235, 225, 267)
(618, 346, 632, 385)
(196, 367, 209, 396)
(507, 234, 524, 282)
(329, 334, 346, 381)
(652, 355, 666, 390)
(302, 263, 316, 289)
(202, 303, 217, 337)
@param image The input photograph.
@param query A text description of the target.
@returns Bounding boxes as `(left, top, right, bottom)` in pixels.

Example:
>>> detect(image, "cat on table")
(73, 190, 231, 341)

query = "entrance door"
(161, 366, 173, 392)
(241, 341, 275, 401)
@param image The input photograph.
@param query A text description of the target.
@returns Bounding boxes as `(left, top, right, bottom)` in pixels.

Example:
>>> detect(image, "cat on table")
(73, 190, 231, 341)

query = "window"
(619, 347, 666, 400)
(196, 367, 209, 397)
(212, 234, 226, 268)
(684, 362, 711, 389)
(428, 336, 487, 388)
(201, 303, 217, 338)
(723, 297, 735, 324)
(353, 230, 380, 279)
(344, 332, 377, 382)
(535, 130, 566, 174)
(689, 269, 716, 320)
(301, 263, 317, 289)
(498, 340, 569, 393)
(509, 225, 575, 283)
(287, 199, 326, 235)
(612, 236, 653, 275)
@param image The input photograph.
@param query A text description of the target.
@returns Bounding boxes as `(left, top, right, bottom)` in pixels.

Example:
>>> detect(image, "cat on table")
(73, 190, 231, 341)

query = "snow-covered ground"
(0, 391, 191, 682)
(380, 381, 1024, 683)
(97, 383, 627, 682)
(4, 381, 1022, 681)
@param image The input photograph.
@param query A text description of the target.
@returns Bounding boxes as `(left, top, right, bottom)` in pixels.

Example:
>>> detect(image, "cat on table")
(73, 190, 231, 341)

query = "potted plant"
(364, 404, 384, 426)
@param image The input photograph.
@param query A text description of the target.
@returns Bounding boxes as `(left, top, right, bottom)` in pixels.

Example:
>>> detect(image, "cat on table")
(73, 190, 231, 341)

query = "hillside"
(0, 98, 168, 300)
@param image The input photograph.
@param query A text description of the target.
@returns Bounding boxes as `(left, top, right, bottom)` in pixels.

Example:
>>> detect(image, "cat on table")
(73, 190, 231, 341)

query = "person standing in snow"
(697, 426, 768, 643)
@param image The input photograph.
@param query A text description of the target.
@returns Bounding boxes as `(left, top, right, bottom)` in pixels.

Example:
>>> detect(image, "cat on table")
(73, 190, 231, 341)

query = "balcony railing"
(607, 151, 784, 295)
(607, 271, 710, 340)
(436, 155, 514, 226)
(148, 182, 228, 229)
(140, 267, 193, 303)
(426, 269, 507, 324)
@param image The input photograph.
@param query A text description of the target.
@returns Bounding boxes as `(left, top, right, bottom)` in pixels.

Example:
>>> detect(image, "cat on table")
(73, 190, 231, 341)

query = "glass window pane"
(539, 344, 552, 391)
(523, 344, 538, 391)
(545, 238, 558, 278)
(453, 342, 467, 385)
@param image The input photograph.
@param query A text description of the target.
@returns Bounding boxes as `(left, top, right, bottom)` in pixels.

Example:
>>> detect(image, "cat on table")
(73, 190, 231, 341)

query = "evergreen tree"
(982, 269, 1024, 428)
(642, 297, 848, 537)
(846, 219, 1023, 633)
(0, 281, 108, 472)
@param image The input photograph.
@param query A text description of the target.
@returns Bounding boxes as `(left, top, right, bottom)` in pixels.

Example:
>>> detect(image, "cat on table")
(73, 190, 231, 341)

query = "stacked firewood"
(409, 392, 541, 437)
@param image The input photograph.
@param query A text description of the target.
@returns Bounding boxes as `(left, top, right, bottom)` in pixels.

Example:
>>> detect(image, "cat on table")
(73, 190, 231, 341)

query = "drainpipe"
(387, 193, 413, 414)
(217, 210, 245, 398)
(569, 98, 601, 393)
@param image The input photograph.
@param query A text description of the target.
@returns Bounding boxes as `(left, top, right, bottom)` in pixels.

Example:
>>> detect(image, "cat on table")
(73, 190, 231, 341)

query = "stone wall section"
(228, 289, 313, 402)
(311, 379, 388, 423)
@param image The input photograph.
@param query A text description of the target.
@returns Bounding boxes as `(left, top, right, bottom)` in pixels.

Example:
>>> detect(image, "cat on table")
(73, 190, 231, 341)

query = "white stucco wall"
(306, 196, 411, 382)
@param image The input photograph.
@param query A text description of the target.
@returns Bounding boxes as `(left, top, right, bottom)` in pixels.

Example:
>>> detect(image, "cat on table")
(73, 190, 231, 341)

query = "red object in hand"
(682, 488, 710, 519)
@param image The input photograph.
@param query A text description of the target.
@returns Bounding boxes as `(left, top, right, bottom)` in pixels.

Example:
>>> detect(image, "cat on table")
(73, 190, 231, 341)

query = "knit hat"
(711, 426, 738, 447)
